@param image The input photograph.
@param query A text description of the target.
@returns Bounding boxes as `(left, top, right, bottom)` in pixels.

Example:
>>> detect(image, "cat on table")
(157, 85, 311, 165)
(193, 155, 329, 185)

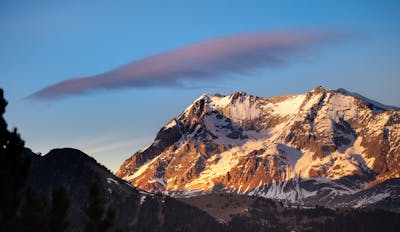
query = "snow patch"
(277, 144, 303, 168)
(124, 158, 157, 181)
(301, 188, 317, 198)
(106, 178, 119, 185)
(272, 94, 306, 116)
(302, 93, 323, 110)
(164, 119, 177, 129)
(139, 195, 147, 205)
(354, 192, 391, 208)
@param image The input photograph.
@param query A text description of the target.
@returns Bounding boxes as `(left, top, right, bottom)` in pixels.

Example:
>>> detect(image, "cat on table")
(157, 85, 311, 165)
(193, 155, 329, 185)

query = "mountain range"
(116, 86, 400, 209)
(4, 86, 400, 231)
(23, 147, 400, 231)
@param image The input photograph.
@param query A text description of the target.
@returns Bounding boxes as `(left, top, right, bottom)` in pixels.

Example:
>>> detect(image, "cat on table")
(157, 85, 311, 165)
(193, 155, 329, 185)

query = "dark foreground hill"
(24, 148, 223, 232)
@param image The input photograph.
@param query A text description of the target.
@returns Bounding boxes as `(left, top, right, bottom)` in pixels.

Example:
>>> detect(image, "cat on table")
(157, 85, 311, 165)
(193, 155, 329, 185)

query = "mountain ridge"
(24, 147, 225, 231)
(116, 86, 400, 208)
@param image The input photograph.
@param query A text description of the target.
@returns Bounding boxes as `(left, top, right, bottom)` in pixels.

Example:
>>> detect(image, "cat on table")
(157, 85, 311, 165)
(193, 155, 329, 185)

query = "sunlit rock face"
(116, 86, 400, 207)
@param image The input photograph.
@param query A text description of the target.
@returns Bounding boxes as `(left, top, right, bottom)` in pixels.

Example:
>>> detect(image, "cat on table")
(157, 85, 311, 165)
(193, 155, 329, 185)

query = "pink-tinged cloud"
(29, 29, 350, 99)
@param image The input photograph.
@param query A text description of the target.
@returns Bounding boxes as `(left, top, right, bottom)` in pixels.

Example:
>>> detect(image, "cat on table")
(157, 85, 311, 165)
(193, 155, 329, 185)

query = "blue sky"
(1, 0, 399, 171)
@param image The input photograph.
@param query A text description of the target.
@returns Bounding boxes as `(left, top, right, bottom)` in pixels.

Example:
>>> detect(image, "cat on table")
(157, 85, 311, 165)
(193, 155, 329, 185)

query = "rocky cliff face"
(116, 86, 400, 207)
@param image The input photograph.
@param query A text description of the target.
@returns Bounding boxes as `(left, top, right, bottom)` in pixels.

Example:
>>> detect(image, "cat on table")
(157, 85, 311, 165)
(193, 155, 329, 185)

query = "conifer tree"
(84, 183, 115, 232)
(18, 188, 49, 232)
(50, 186, 70, 232)
(0, 89, 30, 231)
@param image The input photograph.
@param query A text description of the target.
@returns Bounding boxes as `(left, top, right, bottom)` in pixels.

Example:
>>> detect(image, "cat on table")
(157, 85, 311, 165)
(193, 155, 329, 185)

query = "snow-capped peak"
(116, 86, 400, 208)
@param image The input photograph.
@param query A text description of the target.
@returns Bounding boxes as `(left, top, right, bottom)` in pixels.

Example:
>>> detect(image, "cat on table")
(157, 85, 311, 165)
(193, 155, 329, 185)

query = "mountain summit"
(116, 86, 400, 208)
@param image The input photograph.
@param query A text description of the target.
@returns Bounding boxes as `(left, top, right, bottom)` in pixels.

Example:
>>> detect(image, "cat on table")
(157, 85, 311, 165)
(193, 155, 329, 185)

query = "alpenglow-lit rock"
(116, 86, 400, 208)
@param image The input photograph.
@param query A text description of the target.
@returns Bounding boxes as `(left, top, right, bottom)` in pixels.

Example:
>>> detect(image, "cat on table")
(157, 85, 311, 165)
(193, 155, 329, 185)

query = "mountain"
(2, 87, 399, 231)
(19, 148, 400, 232)
(116, 86, 400, 208)
(24, 148, 224, 232)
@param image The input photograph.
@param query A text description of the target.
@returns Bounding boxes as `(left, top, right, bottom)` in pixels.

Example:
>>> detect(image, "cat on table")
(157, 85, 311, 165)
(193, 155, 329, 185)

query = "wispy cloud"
(82, 140, 137, 155)
(29, 29, 350, 100)
(79, 136, 152, 155)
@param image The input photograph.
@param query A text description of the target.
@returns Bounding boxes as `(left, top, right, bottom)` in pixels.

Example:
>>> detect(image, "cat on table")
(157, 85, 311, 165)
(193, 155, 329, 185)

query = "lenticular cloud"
(30, 29, 348, 99)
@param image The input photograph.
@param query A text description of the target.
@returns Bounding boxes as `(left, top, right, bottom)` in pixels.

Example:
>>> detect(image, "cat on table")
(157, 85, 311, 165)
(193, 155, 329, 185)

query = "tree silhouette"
(50, 186, 70, 232)
(84, 183, 115, 232)
(0, 88, 30, 231)
(18, 188, 49, 232)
